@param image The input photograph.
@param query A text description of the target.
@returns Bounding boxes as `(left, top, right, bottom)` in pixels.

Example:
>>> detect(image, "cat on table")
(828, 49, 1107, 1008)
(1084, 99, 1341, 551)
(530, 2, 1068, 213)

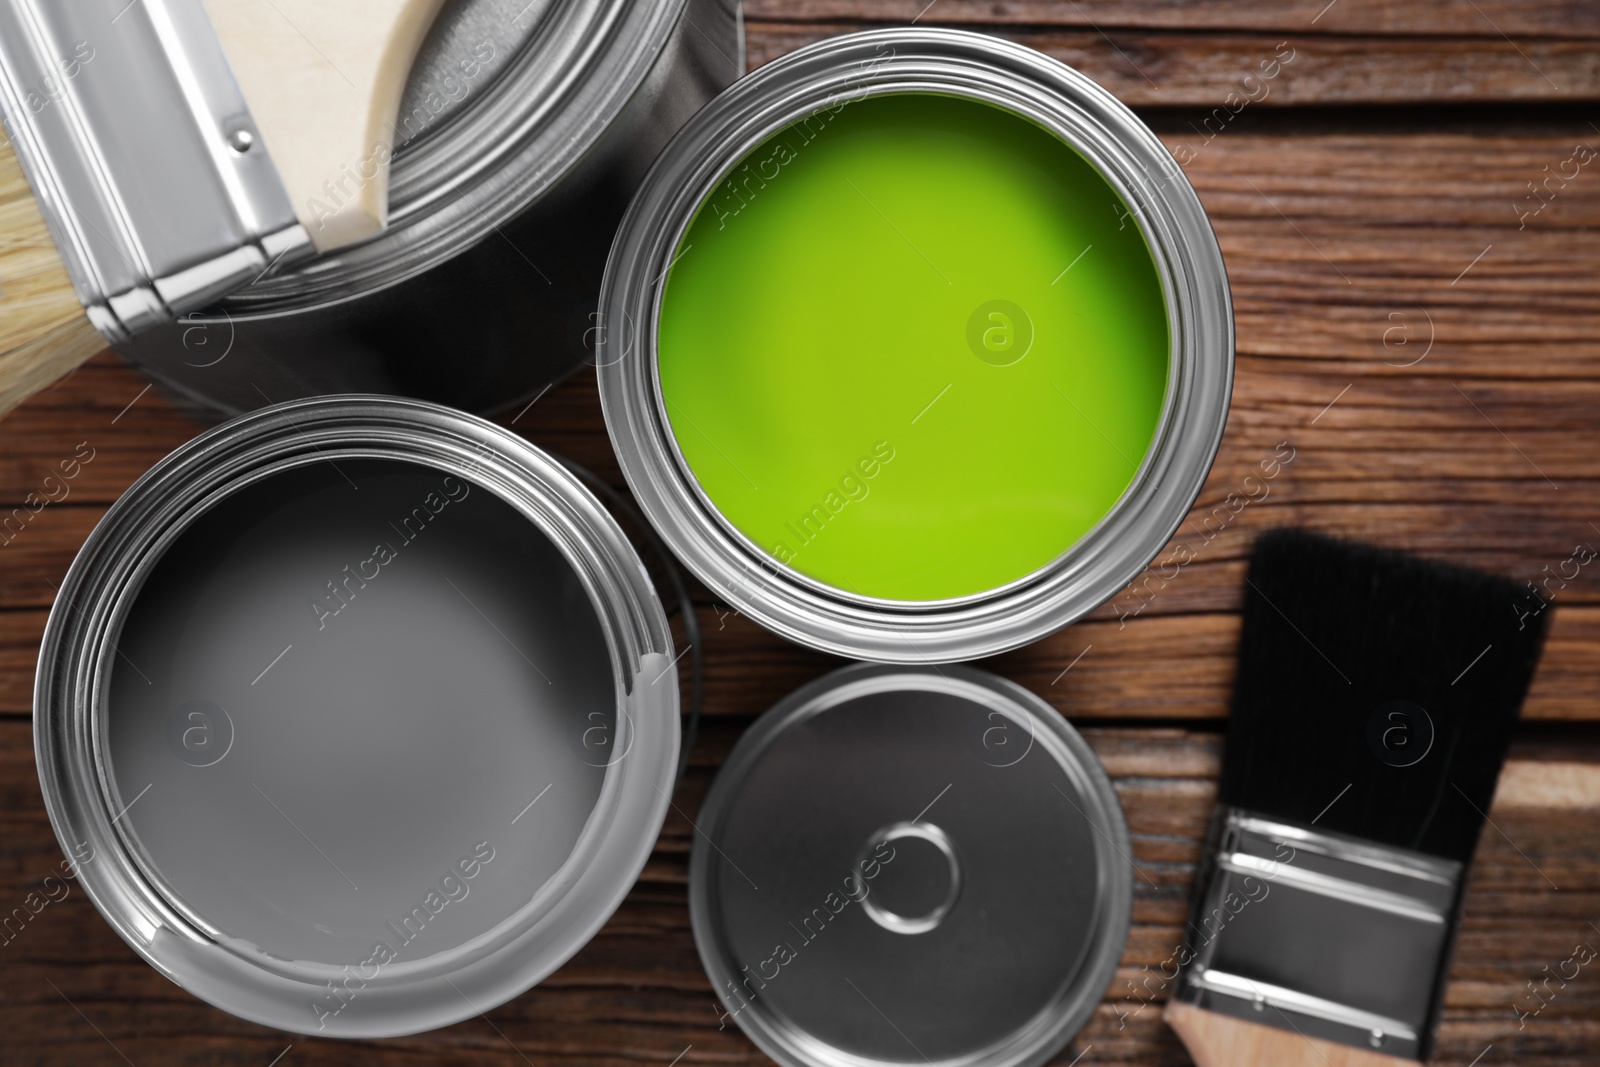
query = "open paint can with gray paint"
(690, 663, 1132, 1067)
(34, 397, 680, 1036)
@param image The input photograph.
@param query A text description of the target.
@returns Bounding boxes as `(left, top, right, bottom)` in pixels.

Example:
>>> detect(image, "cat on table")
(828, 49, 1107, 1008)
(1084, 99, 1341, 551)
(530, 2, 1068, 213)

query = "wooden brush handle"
(1166, 1003, 1417, 1067)
(201, 0, 447, 250)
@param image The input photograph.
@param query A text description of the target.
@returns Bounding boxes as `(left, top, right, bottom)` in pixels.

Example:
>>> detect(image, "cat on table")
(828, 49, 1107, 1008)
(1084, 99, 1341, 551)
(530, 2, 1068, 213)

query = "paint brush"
(0, 0, 446, 416)
(1166, 528, 1550, 1065)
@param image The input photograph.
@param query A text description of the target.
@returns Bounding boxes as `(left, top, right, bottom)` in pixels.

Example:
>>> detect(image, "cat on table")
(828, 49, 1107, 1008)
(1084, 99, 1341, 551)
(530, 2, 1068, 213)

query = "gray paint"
(108, 460, 613, 967)
(36, 397, 678, 1037)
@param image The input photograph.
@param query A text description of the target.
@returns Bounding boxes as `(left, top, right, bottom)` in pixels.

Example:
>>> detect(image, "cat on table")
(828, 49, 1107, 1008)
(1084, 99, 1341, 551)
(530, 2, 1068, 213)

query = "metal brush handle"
(0, 0, 310, 340)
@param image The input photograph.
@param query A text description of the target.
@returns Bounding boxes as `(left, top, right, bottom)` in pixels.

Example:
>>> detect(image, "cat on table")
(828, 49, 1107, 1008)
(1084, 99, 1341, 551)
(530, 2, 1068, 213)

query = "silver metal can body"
(690, 663, 1133, 1067)
(597, 28, 1234, 663)
(115, 0, 744, 416)
(34, 397, 680, 1036)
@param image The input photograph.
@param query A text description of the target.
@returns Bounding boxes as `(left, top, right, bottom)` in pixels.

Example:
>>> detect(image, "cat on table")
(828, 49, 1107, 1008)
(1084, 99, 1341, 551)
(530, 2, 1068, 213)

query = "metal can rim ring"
(598, 27, 1234, 662)
(34, 396, 680, 1037)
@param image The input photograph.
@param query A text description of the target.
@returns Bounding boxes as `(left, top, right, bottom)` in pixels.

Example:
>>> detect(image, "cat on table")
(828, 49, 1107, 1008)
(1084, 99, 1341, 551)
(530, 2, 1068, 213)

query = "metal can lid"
(690, 664, 1131, 1067)
(34, 397, 679, 1037)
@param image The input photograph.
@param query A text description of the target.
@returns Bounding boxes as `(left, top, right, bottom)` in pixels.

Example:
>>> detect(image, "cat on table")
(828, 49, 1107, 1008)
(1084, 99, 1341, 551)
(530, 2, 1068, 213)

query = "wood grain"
(743, 0, 1600, 39)
(747, 23, 1600, 104)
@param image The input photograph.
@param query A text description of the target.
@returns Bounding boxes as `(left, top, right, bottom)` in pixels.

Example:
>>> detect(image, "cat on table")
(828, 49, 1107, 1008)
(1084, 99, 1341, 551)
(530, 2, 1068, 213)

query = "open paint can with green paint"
(599, 28, 1232, 660)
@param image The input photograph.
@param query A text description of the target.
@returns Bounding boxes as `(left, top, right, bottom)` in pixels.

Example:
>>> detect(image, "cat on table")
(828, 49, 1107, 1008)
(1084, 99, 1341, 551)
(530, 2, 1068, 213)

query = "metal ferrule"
(1172, 808, 1464, 1061)
(0, 0, 310, 341)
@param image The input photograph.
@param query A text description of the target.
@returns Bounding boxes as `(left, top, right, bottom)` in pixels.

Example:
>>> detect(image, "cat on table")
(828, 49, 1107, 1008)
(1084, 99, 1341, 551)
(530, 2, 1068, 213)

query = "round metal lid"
(689, 664, 1131, 1067)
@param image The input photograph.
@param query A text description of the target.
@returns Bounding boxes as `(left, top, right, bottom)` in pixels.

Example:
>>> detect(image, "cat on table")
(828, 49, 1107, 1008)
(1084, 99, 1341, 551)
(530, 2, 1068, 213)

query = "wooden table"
(4, 2, 1599, 1063)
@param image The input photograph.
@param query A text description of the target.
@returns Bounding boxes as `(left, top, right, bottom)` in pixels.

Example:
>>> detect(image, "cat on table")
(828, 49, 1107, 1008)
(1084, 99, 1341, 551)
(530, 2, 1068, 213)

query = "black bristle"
(1218, 528, 1551, 862)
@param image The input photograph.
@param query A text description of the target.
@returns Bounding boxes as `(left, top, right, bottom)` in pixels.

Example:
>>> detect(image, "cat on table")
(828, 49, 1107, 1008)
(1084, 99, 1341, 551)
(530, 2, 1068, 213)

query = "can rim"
(597, 28, 1234, 662)
(221, 0, 691, 312)
(33, 396, 679, 1037)
(688, 662, 1133, 1067)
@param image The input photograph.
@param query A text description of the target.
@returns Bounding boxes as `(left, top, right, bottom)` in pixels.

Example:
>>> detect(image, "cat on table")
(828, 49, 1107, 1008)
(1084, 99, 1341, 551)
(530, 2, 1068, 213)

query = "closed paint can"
(690, 663, 1132, 1067)
(117, 0, 743, 416)
(598, 28, 1232, 661)
(34, 397, 679, 1036)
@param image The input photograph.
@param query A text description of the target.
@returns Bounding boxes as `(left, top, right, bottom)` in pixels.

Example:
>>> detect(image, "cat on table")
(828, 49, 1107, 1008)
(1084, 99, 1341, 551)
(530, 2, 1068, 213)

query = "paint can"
(116, 0, 743, 416)
(34, 396, 680, 1036)
(598, 28, 1232, 661)
(690, 663, 1132, 1067)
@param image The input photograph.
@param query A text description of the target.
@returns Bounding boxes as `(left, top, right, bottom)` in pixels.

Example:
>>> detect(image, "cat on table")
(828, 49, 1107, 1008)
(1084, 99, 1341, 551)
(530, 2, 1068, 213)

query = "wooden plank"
(7, 475, 1596, 617)
(5, 601, 1596, 722)
(0, 503, 101, 608)
(0, 363, 201, 507)
(1, 723, 1594, 1064)
(743, 0, 1600, 39)
(0, 504, 1569, 625)
(1001, 607, 1600, 722)
(0, 353, 625, 505)
(5, 132, 1598, 496)
(746, 24, 1600, 103)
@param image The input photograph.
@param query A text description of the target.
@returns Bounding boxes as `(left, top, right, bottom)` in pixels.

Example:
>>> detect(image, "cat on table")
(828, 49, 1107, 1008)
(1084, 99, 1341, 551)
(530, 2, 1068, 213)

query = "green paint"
(657, 92, 1169, 601)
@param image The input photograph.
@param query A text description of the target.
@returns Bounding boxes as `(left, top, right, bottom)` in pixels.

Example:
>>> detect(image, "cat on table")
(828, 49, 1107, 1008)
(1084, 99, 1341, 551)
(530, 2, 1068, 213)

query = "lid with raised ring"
(689, 663, 1132, 1067)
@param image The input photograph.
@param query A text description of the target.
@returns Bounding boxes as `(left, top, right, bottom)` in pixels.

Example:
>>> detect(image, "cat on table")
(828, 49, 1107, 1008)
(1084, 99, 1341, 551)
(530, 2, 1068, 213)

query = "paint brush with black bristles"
(1166, 528, 1550, 1066)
